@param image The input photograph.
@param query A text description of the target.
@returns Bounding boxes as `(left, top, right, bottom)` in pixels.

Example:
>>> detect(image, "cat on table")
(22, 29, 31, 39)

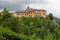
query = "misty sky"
(0, 0, 60, 18)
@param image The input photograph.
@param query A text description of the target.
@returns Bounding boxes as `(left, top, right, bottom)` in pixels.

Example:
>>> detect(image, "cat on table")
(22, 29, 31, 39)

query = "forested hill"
(0, 8, 60, 40)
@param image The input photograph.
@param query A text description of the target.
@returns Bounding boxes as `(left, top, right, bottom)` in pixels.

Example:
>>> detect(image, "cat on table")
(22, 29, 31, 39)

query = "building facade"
(12, 7, 47, 18)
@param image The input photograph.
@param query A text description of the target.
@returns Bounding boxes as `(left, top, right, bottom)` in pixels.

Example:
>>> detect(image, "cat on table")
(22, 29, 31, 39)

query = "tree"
(48, 13, 53, 20)
(0, 8, 12, 26)
(3, 8, 9, 13)
(3, 8, 11, 19)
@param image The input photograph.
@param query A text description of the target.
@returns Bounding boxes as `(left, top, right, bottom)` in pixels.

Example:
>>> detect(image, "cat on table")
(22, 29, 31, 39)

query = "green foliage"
(0, 26, 21, 40)
(0, 9, 60, 40)
(48, 13, 53, 20)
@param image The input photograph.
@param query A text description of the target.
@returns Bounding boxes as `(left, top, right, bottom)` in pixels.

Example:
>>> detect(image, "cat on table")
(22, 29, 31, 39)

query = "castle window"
(43, 13, 46, 16)
(17, 13, 20, 15)
(31, 12, 32, 14)
(39, 13, 41, 15)
(29, 15, 32, 17)
(25, 13, 28, 15)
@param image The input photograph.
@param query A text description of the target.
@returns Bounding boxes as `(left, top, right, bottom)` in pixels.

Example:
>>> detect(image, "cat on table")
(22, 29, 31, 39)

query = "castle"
(12, 6, 47, 18)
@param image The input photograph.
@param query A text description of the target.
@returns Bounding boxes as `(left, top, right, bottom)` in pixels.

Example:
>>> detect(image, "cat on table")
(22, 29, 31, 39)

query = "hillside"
(53, 17, 60, 22)
(0, 8, 60, 40)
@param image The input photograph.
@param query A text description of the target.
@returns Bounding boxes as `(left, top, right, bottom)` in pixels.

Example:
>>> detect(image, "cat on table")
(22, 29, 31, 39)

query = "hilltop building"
(12, 6, 47, 18)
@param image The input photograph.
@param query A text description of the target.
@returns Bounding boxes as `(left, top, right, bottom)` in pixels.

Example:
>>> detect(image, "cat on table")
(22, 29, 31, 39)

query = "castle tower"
(26, 6, 30, 10)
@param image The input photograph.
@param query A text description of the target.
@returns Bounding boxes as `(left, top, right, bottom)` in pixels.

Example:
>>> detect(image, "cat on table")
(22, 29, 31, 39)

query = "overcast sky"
(0, 0, 60, 18)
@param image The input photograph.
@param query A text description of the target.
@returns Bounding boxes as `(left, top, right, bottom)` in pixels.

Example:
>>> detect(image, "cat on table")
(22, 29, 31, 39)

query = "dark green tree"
(48, 13, 53, 20)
